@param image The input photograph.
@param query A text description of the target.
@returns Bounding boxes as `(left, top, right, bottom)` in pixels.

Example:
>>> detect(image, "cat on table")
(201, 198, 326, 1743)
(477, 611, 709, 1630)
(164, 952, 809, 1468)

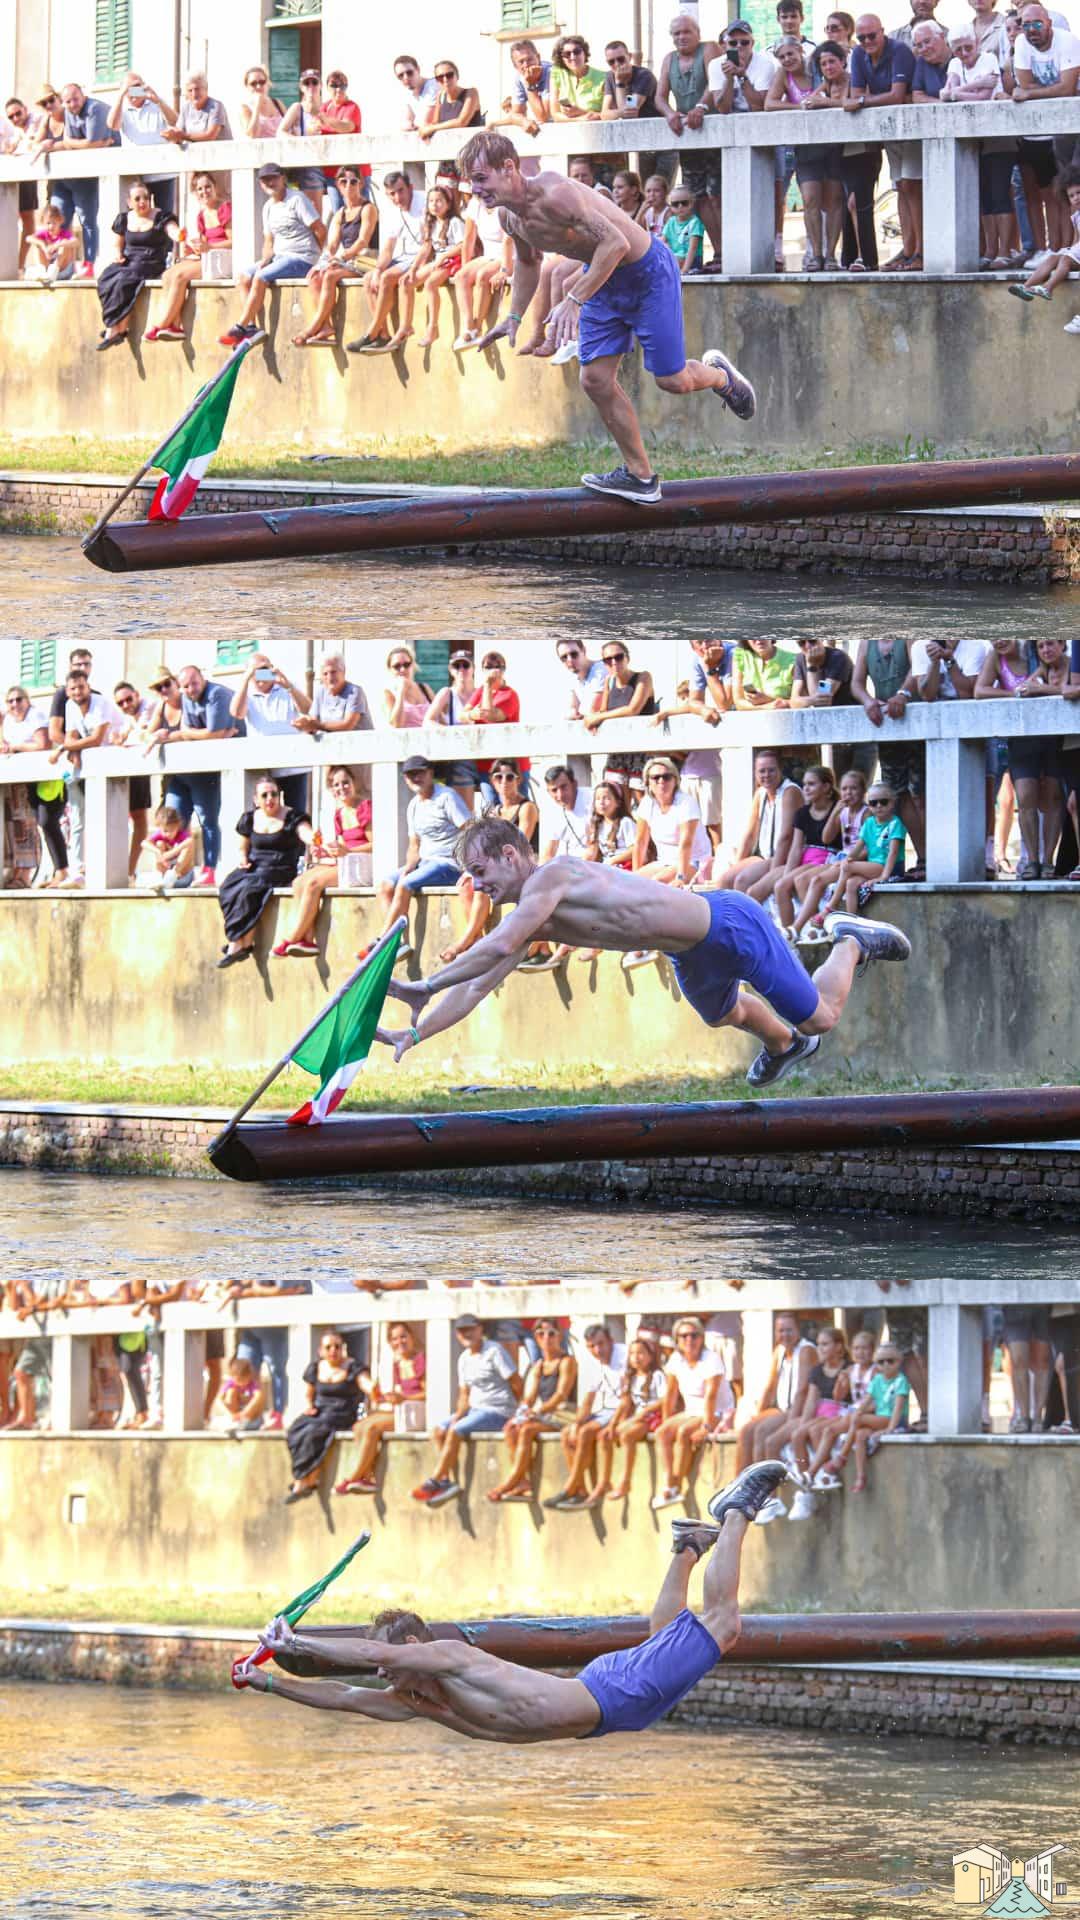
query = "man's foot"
(1064, 314, 1080, 334)
(345, 333, 382, 353)
(517, 950, 564, 972)
(411, 1477, 447, 1503)
(426, 1479, 462, 1507)
(219, 323, 255, 347)
(283, 1484, 316, 1505)
(823, 911, 912, 974)
(621, 949, 659, 971)
(746, 1030, 821, 1089)
(285, 937, 319, 957)
(581, 465, 663, 505)
(707, 1459, 791, 1528)
(703, 348, 757, 421)
(650, 1485, 684, 1511)
(671, 1518, 722, 1559)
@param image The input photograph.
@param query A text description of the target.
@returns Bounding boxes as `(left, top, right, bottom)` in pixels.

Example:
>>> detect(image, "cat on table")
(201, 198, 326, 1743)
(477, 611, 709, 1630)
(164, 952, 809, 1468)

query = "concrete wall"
(5, 1432, 1080, 1616)
(3, 887, 1080, 1083)
(0, 277, 1068, 456)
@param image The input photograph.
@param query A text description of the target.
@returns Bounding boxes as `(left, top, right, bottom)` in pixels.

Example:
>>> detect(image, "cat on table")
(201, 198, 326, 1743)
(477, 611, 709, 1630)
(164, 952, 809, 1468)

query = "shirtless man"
(459, 127, 755, 506)
(377, 817, 911, 1090)
(237, 1461, 789, 1742)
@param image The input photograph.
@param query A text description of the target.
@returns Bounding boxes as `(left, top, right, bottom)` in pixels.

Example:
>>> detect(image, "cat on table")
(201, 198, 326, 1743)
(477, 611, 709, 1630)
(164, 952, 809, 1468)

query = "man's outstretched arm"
(242, 1666, 416, 1719)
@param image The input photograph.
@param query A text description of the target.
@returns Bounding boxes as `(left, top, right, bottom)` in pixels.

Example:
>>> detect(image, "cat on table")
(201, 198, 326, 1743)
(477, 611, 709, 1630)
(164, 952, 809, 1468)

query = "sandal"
(899, 253, 923, 272)
(848, 259, 867, 274)
(1009, 284, 1036, 301)
(881, 253, 911, 273)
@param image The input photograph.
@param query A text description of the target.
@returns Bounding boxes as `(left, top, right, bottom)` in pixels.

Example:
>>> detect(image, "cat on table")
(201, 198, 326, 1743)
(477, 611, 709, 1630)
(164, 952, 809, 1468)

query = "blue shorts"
(578, 239, 686, 378)
(667, 891, 820, 1030)
(385, 857, 462, 894)
(449, 1407, 508, 1437)
(578, 1608, 720, 1736)
(249, 254, 318, 284)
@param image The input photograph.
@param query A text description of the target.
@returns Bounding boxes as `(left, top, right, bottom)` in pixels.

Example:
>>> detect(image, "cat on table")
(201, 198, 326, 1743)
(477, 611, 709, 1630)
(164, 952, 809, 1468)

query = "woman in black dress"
(285, 1331, 367, 1504)
(97, 181, 180, 349)
(217, 777, 314, 969)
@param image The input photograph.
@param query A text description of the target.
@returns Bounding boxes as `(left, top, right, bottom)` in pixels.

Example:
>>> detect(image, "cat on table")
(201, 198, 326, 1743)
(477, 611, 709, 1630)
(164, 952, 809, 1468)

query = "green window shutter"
(214, 638, 259, 669)
(528, 0, 556, 26)
(501, 0, 556, 24)
(414, 641, 452, 690)
(94, 0, 132, 87)
(268, 28, 303, 107)
(19, 639, 56, 691)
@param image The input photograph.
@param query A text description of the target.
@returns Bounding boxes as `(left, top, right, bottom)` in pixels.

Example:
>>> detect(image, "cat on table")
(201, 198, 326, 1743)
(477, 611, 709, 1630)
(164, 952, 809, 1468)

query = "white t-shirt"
(243, 682, 300, 735)
(637, 790, 710, 865)
(776, 1337, 816, 1411)
(472, 200, 506, 249)
(387, 189, 426, 264)
(580, 1340, 628, 1416)
(458, 1338, 517, 1414)
(909, 637, 988, 697)
(64, 692, 121, 738)
(707, 49, 777, 107)
(542, 786, 593, 858)
(946, 50, 1000, 88)
(666, 1347, 725, 1418)
(592, 813, 636, 864)
(2, 703, 48, 747)
(1013, 25, 1080, 132)
(565, 658, 608, 718)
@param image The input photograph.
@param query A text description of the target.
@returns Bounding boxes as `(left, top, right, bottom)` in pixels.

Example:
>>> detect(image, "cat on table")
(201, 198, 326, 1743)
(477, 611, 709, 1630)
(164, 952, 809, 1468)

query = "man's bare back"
(493, 168, 651, 268)
(505, 857, 709, 952)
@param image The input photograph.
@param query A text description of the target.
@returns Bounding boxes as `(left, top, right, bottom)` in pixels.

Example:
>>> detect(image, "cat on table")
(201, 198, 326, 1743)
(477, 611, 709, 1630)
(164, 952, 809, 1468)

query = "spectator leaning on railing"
(851, 634, 926, 862)
(42, 81, 120, 274)
(848, 14, 920, 271)
(418, 61, 483, 143)
(394, 53, 439, 133)
(47, 668, 121, 887)
(294, 651, 373, 737)
(165, 663, 242, 888)
(229, 652, 312, 814)
(494, 40, 553, 136)
(106, 72, 178, 218)
(166, 70, 232, 148)
(1011, 4, 1079, 248)
(239, 64, 286, 140)
(657, 14, 723, 260)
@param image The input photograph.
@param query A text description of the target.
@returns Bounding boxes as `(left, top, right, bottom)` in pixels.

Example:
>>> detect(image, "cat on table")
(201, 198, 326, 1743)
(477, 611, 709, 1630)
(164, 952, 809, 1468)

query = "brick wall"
(0, 1104, 1075, 1220)
(0, 473, 1072, 586)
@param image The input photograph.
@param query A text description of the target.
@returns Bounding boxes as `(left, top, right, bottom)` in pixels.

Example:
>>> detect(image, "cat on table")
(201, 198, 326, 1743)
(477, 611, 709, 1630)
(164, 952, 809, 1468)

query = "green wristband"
(508, 312, 523, 324)
(409, 1027, 422, 1047)
(265, 1673, 274, 1692)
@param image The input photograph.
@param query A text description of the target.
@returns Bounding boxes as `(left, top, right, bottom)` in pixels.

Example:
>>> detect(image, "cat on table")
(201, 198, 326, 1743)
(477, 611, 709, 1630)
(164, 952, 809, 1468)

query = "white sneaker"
(753, 1494, 788, 1525)
(1064, 315, 1080, 334)
(551, 338, 579, 365)
(650, 1486, 684, 1511)
(787, 1488, 819, 1521)
(621, 949, 658, 971)
(453, 330, 479, 351)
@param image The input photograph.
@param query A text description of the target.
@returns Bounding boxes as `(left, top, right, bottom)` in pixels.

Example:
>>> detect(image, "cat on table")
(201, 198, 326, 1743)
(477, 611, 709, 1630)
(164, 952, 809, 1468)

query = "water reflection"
(3, 1680, 1077, 1920)
(2, 1168, 1074, 1293)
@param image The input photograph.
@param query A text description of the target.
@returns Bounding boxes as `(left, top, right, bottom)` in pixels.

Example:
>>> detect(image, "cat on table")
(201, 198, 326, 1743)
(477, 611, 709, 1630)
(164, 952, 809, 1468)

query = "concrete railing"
(3, 699, 1078, 889)
(2, 99, 1079, 279)
(0, 1280, 1038, 1438)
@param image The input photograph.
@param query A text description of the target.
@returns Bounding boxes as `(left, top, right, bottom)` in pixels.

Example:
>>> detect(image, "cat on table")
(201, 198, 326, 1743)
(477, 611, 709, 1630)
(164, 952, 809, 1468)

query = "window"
(94, 0, 132, 87)
(414, 641, 452, 689)
(19, 639, 56, 691)
(499, 0, 557, 28)
(215, 639, 259, 668)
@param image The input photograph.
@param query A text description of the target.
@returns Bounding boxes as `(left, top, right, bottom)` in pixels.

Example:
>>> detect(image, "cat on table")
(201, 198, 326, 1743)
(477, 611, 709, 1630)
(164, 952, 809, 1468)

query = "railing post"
(922, 135, 981, 275)
(370, 755, 407, 888)
(287, 1321, 320, 1420)
(49, 1333, 91, 1433)
(925, 736, 986, 883)
(424, 1313, 456, 1428)
(0, 184, 20, 278)
(219, 765, 253, 879)
(230, 164, 261, 281)
(96, 172, 123, 253)
(926, 1303, 983, 1435)
(736, 1307, 775, 1423)
(162, 1327, 205, 1434)
(719, 744, 755, 860)
(83, 770, 132, 891)
(721, 142, 775, 275)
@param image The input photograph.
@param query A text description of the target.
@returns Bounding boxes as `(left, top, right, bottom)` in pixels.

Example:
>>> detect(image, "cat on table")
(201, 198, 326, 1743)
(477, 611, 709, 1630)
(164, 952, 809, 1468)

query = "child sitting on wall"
(833, 781, 905, 913)
(661, 187, 706, 275)
(143, 803, 195, 891)
(834, 1341, 910, 1492)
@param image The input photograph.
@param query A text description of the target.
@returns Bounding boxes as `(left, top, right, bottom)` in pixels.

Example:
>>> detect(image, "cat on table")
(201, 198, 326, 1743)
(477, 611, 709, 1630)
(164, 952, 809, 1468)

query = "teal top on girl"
(868, 1370, 910, 1417)
(861, 813, 905, 865)
(663, 211, 705, 260)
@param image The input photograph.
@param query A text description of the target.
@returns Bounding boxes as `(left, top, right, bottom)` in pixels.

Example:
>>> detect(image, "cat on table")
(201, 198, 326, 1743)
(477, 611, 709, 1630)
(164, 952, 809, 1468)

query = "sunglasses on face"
(650, 772, 676, 783)
(5, 696, 25, 706)
(492, 770, 517, 780)
(248, 76, 267, 86)
(855, 31, 878, 39)
(558, 648, 582, 660)
(607, 53, 631, 64)
(603, 650, 627, 664)
(669, 198, 693, 207)
(728, 35, 752, 43)
(435, 70, 457, 81)
(868, 797, 892, 807)
(396, 66, 418, 78)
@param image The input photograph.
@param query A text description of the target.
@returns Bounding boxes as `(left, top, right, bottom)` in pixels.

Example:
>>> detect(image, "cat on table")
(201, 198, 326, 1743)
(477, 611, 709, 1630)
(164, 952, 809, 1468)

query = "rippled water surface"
(5, 1680, 1079, 1920)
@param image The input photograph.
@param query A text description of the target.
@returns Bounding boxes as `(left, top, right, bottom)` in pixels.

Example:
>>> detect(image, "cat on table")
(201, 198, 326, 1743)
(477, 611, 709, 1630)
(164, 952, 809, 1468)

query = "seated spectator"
(788, 1324, 853, 1486)
(229, 652, 312, 814)
(383, 647, 436, 727)
(418, 60, 483, 142)
(294, 651, 373, 736)
(835, 1342, 910, 1489)
(734, 1311, 816, 1473)
(833, 781, 906, 910)
(490, 40, 552, 136)
(141, 802, 195, 892)
(1011, 5, 1078, 251)
(239, 64, 287, 139)
(219, 1352, 267, 1434)
(23, 198, 77, 282)
(165, 663, 240, 886)
(273, 765, 371, 958)
(587, 779, 636, 871)
(600, 1334, 668, 1501)
(96, 181, 180, 351)
(293, 164, 379, 347)
(487, 1319, 578, 1502)
(145, 172, 232, 340)
(217, 776, 314, 970)
(731, 635, 797, 711)
(2, 686, 68, 883)
(412, 185, 466, 347)
(219, 163, 325, 349)
(550, 35, 607, 121)
(106, 72, 179, 217)
(336, 1321, 426, 1495)
(285, 1329, 367, 1505)
(376, 756, 471, 956)
(440, 758, 537, 963)
(653, 1316, 732, 1510)
(767, 38, 841, 271)
(639, 171, 671, 238)
(412, 1313, 522, 1506)
(453, 191, 512, 350)
(716, 748, 800, 891)
(633, 754, 710, 886)
(612, 170, 645, 222)
(518, 764, 593, 971)
(394, 53, 439, 133)
(516, 247, 586, 360)
(1010, 166, 1080, 299)
(662, 185, 706, 273)
(790, 768, 869, 935)
(347, 172, 426, 354)
(544, 1322, 627, 1510)
(426, 651, 485, 810)
(770, 765, 841, 925)
(165, 70, 232, 148)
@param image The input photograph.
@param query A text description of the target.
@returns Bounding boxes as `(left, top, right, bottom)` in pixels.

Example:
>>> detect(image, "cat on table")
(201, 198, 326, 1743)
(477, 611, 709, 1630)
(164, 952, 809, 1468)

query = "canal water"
(4, 1678, 1079, 1920)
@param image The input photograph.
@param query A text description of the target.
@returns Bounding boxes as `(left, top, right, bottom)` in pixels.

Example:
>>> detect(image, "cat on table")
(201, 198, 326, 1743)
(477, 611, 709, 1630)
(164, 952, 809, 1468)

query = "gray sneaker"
(707, 1460, 791, 1527)
(703, 348, 757, 421)
(746, 1030, 821, 1088)
(581, 465, 663, 505)
(823, 912, 912, 974)
(671, 1519, 722, 1559)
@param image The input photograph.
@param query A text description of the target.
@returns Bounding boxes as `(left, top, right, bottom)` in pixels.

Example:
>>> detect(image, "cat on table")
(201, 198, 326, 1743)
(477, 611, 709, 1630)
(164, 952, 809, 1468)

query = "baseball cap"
(257, 161, 285, 181)
(728, 18, 754, 30)
(449, 651, 473, 668)
(300, 69, 321, 84)
(401, 754, 432, 775)
(454, 1313, 482, 1331)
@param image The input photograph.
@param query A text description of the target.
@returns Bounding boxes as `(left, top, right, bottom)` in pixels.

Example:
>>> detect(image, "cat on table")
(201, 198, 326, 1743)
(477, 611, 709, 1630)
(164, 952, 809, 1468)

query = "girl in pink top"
(791, 768, 868, 936)
(240, 66, 287, 139)
(382, 646, 436, 727)
(637, 173, 670, 239)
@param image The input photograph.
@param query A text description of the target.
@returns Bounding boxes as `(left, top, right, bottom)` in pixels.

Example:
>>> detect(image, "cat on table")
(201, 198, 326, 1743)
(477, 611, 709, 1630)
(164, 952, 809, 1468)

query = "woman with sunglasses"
(239, 66, 287, 140)
(272, 765, 372, 960)
(217, 777, 315, 970)
(417, 62, 482, 142)
(583, 643, 657, 789)
(550, 35, 608, 120)
(144, 172, 231, 341)
(440, 758, 538, 963)
(96, 179, 181, 349)
(486, 1321, 577, 1503)
(285, 1329, 368, 1505)
(382, 648, 436, 727)
(426, 652, 483, 812)
(293, 167, 378, 346)
(832, 783, 906, 913)
(143, 667, 183, 753)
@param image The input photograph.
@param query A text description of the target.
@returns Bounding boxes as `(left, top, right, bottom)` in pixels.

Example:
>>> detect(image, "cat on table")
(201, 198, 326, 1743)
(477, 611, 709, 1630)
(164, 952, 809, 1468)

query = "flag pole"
(80, 333, 266, 552)
(207, 915, 408, 1156)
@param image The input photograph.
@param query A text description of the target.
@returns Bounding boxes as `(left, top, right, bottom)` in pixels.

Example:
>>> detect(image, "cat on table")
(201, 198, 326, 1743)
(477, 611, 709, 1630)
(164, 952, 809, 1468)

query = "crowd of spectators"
(4, 633, 1080, 904)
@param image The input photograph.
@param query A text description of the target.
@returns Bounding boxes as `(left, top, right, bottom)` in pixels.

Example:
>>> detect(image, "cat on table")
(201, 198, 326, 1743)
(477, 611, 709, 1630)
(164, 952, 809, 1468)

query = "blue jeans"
(164, 773, 222, 869)
(449, 1407, 509, 1437)
(384, 857, 462, 893)
(247, 254, 319, 285)
(53, 179, 100, 263)
(235, 1329, 288, 1415)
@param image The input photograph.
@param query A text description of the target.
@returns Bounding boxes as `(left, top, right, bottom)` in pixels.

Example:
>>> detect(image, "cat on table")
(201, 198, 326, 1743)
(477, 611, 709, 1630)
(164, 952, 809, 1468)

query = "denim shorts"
(450, 1407, 509, 1436)
(385, 857, 462, 893)
(251, 254, 319, 284)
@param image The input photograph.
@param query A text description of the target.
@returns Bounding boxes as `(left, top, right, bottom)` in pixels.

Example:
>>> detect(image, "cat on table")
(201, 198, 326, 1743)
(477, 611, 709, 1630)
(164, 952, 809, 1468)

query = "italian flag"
(147, 339, 257, 521)
(286, 928, 405, 1126)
